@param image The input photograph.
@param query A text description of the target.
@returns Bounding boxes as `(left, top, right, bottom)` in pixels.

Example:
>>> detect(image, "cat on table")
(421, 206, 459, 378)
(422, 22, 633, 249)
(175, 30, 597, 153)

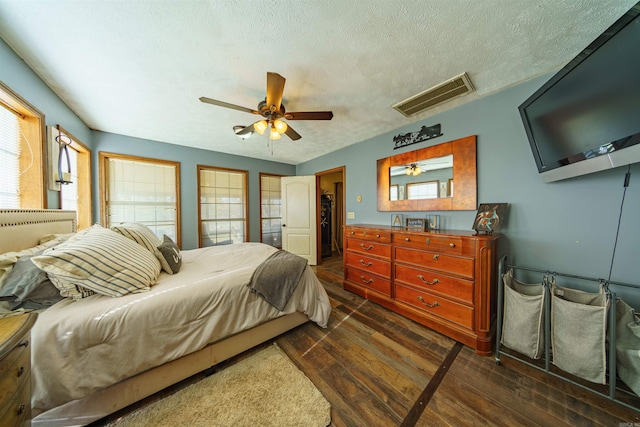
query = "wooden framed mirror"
(377, 135, 477, 211)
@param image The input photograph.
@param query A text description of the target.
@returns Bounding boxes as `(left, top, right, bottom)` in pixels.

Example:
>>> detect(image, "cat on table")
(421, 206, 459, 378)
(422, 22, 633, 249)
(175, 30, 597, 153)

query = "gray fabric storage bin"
(501, 269, 545, 359)
(551, 284, 608, 384)
(616, 298, 640, 396)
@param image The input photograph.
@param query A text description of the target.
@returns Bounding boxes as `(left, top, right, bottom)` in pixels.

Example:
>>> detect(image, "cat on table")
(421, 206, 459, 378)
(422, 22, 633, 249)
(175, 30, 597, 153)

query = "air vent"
(393, 72, 474, 117)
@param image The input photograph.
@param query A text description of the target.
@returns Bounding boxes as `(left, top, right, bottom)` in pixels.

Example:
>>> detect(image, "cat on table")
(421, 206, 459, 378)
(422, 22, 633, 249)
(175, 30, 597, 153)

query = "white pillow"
(0, 235, 71, 288)
(32, 224, 161, 301)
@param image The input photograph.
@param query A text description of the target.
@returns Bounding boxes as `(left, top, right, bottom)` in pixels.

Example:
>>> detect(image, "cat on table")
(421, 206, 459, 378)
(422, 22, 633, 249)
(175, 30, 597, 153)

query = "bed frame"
(0, 209, 309, 426)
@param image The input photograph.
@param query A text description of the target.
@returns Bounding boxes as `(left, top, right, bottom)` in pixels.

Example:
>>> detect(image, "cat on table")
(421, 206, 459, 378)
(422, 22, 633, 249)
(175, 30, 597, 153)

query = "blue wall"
(297, 76, 640, 305)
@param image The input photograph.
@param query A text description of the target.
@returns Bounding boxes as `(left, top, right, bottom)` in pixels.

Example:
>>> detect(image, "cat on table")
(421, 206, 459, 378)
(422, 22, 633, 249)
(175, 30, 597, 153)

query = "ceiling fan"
(199, 72, 333, 141)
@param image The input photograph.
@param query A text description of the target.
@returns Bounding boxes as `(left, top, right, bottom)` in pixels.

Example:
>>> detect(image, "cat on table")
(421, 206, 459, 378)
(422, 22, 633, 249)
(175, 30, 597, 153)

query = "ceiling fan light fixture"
(254, 120, 268, 135)
(269, 128, 282, 140)
(233, 125, 252, 139)
(405, 164, 422, 176)
(273, 119, 288, 134)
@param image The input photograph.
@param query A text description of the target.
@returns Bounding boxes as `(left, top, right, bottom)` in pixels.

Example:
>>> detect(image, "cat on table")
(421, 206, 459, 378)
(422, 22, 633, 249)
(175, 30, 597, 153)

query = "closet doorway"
(317, 166, 345, 264)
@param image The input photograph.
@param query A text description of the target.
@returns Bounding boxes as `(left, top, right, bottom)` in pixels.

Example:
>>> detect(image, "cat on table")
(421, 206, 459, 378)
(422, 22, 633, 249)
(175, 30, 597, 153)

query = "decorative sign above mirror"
(377, 135, 477, 211)
(393, 123, 443, 150)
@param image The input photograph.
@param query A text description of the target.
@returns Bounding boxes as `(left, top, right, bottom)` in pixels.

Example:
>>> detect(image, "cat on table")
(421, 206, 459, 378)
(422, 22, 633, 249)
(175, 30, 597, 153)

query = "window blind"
(106, 157, 178, 242)
(199, 168, 247, 246)
(0, 105, 20, 208)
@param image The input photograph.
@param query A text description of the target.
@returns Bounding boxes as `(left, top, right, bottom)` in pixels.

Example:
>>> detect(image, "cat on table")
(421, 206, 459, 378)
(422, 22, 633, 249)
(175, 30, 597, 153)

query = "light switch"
(347, 212, 355, 219)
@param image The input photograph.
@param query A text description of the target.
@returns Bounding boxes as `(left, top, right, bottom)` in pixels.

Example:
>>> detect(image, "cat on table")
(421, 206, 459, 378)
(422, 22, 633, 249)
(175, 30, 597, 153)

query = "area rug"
(107, 344, 331, 427)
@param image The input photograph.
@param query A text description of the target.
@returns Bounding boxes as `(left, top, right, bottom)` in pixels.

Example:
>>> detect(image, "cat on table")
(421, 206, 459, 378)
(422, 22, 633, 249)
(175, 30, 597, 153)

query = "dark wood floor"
(97, 252, 640, 426)
(274, 253, 640, 427)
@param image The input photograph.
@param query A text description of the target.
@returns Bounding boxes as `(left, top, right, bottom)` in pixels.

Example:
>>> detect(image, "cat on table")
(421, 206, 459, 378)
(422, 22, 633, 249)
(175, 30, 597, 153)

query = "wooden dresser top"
(345, 224, 500, 240)
(0, 313, 37, 360)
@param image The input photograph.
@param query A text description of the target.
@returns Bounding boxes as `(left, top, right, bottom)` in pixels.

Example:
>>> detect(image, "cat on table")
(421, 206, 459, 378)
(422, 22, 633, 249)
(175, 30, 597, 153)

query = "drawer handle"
(18, 340, 29, 348)
(449, 243, 456, 248)
(360, 243, 374, 251)
(17, 366, 25, 377)
(359, 275, 374, 284)
(425, 238, 430, 244)
(405, 237, 410, 242)
(17, 403, 26, 415)
(433, 254, 440, 260)
(359, 259, 373, 267)
(350, 231, 354, 235)
(417, 296, 440, 308)
(376, 234, 380, 238)
(417, 275, 439, 285)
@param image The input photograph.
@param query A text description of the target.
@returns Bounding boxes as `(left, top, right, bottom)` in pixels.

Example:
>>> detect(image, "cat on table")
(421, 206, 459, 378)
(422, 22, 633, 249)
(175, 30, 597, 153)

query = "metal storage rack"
(495, 254, 640, 412)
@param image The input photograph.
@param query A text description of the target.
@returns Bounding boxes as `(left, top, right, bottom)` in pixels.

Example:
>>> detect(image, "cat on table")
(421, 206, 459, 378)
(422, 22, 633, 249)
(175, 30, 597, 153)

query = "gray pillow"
(0, 255, 63, 310)
(157, 235, 182, 274)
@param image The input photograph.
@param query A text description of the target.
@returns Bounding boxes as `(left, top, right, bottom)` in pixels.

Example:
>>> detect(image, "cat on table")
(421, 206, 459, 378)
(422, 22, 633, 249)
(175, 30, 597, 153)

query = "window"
(390, 184, 399, 201)
(260, 173, 282, 248)
(406, 180, 439, 199)
(100, 152, 180, 246)
(51, 125, 92, 230)
(198, 165, 247, 247)
(0, 82, 46, 208)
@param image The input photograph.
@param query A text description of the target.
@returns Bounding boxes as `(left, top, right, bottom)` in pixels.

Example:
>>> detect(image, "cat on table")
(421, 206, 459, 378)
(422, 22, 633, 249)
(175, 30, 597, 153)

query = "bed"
(0, 209, 331, 426)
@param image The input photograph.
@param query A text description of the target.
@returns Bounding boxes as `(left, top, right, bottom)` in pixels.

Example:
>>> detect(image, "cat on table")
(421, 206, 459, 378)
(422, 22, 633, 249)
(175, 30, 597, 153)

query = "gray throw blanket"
(247, 250, 308, 311)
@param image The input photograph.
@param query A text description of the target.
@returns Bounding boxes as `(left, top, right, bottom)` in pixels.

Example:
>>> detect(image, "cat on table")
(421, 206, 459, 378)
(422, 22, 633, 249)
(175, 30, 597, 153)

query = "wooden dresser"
(0, 313, 37, 427)
(344, 224, 499, 355)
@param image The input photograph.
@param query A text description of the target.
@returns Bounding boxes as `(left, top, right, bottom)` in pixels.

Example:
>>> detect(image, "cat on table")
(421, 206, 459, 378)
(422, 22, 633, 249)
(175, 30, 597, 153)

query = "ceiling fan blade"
(199, 97, 259, 115)
(284, 111, 334, 120)
(266, 72, 286, 112)
(284, 124, 302, 141)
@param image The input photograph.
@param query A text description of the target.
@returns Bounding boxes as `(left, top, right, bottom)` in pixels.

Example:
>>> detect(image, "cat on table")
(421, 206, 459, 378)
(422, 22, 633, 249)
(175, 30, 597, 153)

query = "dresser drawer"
(393, 232, 463, 255)
(395, 284, 474, 330)
(395, 247, 474, 279)
(0, 377, 30, 427)
(395, 264, 473, 304)
(345, 228, 391, 243)
(345, 252, 391, 278)
(346, 238, 391, 259)
(345, 267, 391, 296)
(0, 338, 29, 404)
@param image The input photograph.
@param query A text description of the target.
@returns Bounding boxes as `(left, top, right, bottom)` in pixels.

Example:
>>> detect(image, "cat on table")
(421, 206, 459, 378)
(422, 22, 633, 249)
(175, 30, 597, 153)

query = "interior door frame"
(315, 165, 346, 265)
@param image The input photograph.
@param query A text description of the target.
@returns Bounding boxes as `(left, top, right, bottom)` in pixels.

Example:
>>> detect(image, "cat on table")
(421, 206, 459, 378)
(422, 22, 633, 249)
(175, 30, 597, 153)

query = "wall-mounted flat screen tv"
(519, 2, 640, 183)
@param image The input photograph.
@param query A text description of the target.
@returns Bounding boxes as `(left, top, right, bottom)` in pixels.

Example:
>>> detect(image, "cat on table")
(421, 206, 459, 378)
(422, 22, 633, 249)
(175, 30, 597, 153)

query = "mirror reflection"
(389, 154, 453, 200)
(376, 135, 476, 212)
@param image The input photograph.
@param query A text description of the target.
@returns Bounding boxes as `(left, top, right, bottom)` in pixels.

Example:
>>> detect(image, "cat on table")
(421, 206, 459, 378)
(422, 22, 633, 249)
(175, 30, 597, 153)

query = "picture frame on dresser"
(472, 203, 508, 234)
(391, 214, 404, 228)
(406, 217, 426, 231)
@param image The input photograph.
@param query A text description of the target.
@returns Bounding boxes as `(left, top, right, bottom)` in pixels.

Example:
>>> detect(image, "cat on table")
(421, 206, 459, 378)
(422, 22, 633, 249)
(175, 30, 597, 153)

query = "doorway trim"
(315, 166, 346, 265)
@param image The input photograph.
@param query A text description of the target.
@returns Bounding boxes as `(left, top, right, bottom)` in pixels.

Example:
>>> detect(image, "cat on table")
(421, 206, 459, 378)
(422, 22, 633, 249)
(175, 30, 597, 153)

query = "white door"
(281, 175, 317, 265)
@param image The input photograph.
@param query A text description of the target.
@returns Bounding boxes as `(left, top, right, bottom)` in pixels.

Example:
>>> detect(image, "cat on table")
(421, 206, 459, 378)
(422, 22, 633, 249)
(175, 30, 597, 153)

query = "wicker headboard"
(0, 209, 77, 254)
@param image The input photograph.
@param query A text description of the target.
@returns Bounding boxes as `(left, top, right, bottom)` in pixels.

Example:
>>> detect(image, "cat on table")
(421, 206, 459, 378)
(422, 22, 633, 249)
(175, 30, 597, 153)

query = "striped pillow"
(110, 222, 161, 254)
(110, 222, 176, 274)
(32, 224, 161, 301)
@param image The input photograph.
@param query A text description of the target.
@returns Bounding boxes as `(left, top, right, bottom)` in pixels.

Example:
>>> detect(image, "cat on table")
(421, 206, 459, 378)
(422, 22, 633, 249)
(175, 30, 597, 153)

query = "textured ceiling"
(0, 0, 635, 164)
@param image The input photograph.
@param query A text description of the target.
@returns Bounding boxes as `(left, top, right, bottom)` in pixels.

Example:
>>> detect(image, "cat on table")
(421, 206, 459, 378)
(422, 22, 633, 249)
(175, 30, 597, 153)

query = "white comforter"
(31, 243, 331, 413)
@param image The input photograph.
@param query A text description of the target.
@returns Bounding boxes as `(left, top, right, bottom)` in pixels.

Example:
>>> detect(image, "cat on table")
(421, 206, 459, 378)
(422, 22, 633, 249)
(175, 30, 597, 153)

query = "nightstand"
(0, 313, 37, 427)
